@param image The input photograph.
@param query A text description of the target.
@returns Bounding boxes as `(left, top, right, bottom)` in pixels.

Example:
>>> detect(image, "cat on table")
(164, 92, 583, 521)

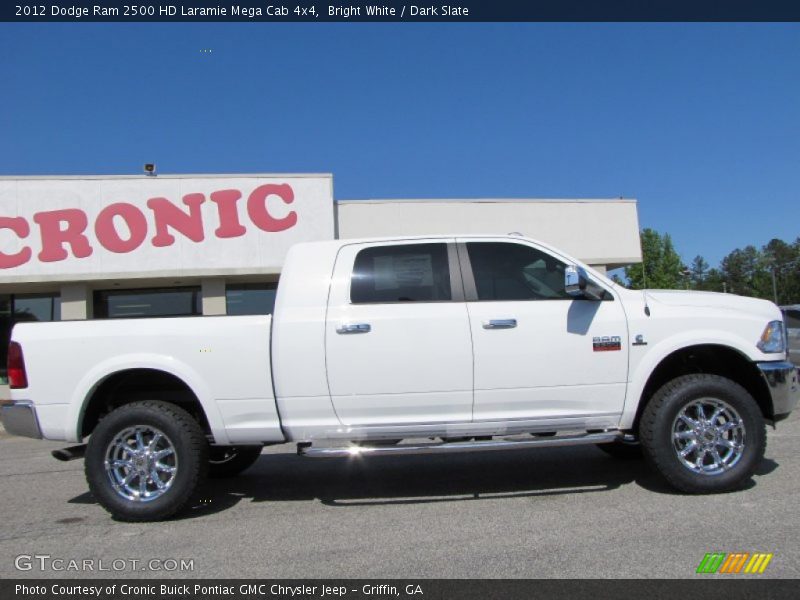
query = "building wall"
(336, 199, 642, 270)
(0, 174, 334, 287)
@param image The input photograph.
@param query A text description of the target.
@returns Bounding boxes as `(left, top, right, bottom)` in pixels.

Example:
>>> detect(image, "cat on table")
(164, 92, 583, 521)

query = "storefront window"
(0, 293, 61, 385)
(226, 283, 278, 315)
(94, 287, 201, 319)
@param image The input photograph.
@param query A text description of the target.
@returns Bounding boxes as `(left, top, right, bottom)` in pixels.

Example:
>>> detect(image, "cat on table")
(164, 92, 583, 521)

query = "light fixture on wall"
(143, 163, 157, 176)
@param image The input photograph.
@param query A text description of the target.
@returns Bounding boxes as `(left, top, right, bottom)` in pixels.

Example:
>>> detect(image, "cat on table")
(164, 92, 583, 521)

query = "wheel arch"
(623, 343, 773, 433)
(68, 356, 229, 445)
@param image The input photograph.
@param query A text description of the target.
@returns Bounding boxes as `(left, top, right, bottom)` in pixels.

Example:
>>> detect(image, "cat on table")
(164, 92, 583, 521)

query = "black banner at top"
(3, 0, 800, 23)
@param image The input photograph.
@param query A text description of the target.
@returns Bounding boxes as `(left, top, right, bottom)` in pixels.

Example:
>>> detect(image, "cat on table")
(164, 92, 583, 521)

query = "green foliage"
(690, 237, 800, 304)
(625, 229, 687, 289)
(624, 230, 800, 304)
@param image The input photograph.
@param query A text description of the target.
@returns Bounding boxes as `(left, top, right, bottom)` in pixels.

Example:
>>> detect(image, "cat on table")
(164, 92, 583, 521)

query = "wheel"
(208, 445, 263, 478)
(85, 401, 208, 521)
(640, 374, 766, 493)
(596, 438, 643, 459)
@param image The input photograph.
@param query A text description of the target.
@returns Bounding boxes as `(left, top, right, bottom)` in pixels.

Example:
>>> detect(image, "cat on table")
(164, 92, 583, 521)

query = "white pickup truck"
(3, 235, 798, 521)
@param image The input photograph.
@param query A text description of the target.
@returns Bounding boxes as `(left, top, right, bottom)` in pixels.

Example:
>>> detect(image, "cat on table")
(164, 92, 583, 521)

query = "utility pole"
(771, 267, 778, 305)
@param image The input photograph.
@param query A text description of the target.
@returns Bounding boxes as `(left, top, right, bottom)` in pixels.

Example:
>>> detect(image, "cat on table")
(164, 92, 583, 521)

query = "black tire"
(208, 445, 263, 478)
(596, 440, 643, 459)
(640, 374, 766, 493)
(85, 401, 208, 521)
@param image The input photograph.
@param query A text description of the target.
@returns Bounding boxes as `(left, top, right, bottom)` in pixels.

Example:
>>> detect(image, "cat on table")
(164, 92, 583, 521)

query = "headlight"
(757, 320, 786, 354)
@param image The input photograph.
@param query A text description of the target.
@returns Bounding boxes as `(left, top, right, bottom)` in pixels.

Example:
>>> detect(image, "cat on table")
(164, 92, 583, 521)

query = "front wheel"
(85, 401, 208, 521)
(640, 374, 766, 493)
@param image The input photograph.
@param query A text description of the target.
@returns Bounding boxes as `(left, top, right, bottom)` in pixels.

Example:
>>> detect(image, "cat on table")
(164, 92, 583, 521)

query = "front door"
(460, 239, 629, 423)
(325, 240, 473, 426)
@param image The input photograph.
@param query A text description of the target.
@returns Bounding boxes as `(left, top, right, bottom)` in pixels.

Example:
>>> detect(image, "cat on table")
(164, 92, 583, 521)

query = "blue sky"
(1, 23, 798, 267)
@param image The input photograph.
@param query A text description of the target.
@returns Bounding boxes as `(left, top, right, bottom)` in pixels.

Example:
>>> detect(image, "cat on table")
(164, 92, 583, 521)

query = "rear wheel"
(640, 374, 765, 493)
(85, 400, 208, 521)
(208, 445, 263, 478)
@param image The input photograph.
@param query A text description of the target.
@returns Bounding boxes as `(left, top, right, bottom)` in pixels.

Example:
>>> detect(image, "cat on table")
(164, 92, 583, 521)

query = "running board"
(298, 431, 621, 458)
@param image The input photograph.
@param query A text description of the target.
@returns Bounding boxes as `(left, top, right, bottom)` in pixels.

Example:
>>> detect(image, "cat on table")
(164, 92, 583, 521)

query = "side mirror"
(565, 265, 604, 301)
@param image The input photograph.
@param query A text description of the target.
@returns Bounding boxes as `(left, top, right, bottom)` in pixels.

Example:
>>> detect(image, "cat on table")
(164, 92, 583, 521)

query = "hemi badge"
(593, 336, 622, 352)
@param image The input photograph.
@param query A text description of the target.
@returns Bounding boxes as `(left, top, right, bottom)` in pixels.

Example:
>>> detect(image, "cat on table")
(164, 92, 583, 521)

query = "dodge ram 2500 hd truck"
(3, 235, 798, 521)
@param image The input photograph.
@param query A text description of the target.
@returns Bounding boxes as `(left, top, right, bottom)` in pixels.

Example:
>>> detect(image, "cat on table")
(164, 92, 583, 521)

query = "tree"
(625, 228, 686, 289)
(763, 238, 800, 305)
(702, 268, 726, 293)
(721, 245, 766, 298)
(689, 255, 709, 290)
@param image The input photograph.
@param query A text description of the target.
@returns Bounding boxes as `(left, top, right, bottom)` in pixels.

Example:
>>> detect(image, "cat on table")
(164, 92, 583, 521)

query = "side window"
(466, 242, 572, 301)
(351, 243, 452, 303)
(784, 309, 800, 330)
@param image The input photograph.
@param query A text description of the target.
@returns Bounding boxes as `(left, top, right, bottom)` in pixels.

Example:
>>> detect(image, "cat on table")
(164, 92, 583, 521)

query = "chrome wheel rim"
(104, 426, 178, 502)
(672, 398, 745, 475)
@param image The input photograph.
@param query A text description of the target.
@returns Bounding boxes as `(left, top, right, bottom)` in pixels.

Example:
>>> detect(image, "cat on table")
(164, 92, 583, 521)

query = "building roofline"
(0, 173, 333, 181)
(337, 197, 637, 204)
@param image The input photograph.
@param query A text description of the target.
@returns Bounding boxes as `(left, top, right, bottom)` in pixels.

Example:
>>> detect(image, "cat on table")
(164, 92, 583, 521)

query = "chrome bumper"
(757, 361, 800, 419)
(0, 401, 42, 439)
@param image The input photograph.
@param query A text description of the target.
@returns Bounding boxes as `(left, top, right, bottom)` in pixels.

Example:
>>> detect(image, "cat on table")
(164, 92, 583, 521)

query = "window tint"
(467, 242, 572, 301)
(351, 244, 451, 303)
(94, 287, 201, 319)
(226, 283, 278, 315)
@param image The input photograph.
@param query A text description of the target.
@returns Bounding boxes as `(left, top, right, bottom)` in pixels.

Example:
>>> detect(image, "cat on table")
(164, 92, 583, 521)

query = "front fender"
(620, 330, 761, 430)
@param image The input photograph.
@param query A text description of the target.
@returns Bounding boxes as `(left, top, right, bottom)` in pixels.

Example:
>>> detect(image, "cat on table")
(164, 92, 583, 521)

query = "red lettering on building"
(33, 209, 93, 262)
(95, 203, 148, 254)
(0, 216, 32, 268)
(147, 193, 206, 247)
(247, 184, 297, 232)
(0, 184, 300, 269)
(209, 189, 247, 238)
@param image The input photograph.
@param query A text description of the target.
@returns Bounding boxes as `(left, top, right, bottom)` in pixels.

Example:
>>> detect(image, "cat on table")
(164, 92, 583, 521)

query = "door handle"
(483, 319, 517, 329)
(336, 323, 372, 334)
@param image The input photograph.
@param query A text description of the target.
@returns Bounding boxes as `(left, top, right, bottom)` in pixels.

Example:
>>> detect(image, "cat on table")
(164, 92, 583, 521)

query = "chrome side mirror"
(565, 265, 604, 301)
(565, 265, 582, 297)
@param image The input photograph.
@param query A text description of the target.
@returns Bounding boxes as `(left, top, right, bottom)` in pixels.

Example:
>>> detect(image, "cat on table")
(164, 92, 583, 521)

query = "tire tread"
(85, 400, 208, 521)
(639, 374, 766, 493)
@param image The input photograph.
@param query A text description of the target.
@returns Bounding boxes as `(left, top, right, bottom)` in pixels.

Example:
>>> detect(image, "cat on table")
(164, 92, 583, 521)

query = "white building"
(0, 173, 642, 387)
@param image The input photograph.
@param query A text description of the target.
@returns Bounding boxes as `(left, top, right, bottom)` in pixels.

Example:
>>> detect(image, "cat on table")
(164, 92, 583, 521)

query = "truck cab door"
(459, 239, 628, 427)
(325, 240, 473, 426)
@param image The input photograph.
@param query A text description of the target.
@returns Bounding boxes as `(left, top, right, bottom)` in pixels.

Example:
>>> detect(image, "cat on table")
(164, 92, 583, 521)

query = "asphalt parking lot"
(1, 413, 799, 579)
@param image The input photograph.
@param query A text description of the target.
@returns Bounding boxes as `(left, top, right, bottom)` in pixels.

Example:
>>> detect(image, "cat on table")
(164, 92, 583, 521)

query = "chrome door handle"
(336, 323, 372, 334)
(483, 319, 517, 329)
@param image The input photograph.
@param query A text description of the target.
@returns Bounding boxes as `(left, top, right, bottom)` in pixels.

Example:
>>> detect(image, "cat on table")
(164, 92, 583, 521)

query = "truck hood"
(643, 290, 779, 320)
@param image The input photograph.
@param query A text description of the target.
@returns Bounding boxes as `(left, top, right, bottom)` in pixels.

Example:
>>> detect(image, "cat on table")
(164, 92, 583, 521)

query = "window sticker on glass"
(373, 254, 434, 291)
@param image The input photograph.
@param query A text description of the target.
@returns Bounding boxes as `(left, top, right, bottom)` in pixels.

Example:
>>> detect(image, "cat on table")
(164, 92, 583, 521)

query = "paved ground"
(0, 414, 798, 579)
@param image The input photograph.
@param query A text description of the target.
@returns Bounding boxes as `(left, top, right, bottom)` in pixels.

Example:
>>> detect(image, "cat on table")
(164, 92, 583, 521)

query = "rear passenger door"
(325, 240, 473, 426)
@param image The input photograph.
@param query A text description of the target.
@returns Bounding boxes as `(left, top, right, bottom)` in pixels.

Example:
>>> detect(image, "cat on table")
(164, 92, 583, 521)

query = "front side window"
(467, 242, 572, 301)
(351, 243, 451, 303)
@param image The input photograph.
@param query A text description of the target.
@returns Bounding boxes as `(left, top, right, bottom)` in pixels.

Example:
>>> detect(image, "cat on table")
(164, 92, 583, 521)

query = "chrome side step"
(298, 431, 621, 458)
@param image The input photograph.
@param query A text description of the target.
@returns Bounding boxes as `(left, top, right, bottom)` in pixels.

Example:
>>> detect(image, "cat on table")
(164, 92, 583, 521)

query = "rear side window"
(351, 244, 451, 303)
(467, 242, 572, 301)
(784, 309, 800, 330)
